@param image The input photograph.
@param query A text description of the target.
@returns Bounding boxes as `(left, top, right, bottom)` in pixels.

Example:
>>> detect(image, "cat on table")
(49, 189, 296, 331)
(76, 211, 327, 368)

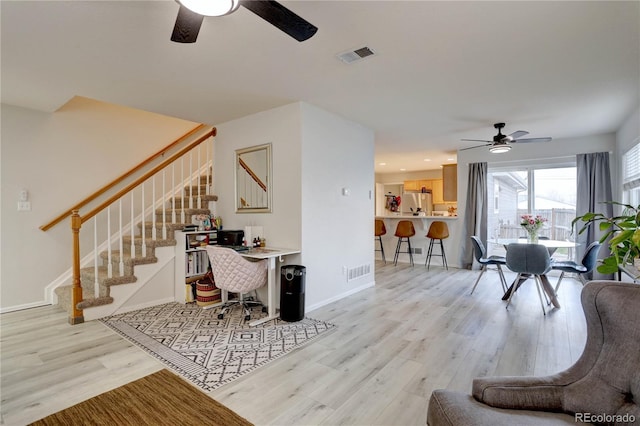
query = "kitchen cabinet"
(403, 180, 419, 191)
(431, 179, 444, 204)
(442, 164, 457, 202)
(404, 179, 445, 204)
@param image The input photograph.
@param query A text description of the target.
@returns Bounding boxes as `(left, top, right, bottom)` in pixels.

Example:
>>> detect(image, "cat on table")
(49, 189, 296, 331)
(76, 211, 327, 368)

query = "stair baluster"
(118, 199, 124, 276)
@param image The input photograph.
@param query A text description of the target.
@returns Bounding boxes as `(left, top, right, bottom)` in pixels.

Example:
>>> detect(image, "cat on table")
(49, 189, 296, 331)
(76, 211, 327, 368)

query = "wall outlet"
(17, 201, 31, 211)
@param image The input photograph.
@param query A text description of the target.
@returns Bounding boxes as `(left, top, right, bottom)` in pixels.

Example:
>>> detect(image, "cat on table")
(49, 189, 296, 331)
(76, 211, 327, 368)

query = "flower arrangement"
(521, 214, 547, 242)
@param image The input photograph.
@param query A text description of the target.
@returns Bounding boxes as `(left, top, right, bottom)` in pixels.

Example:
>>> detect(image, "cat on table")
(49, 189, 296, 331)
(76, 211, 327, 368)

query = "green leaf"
(598, 222, 613, 231)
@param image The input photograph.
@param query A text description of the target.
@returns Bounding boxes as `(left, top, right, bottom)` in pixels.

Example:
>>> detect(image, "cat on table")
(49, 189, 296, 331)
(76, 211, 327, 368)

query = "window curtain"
(462, 162, 487, 269)
(576, 152, 614, 280)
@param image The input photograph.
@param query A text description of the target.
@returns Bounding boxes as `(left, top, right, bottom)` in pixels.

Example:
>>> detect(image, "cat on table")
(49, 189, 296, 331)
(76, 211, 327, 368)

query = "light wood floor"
(0, 262, 587, 425)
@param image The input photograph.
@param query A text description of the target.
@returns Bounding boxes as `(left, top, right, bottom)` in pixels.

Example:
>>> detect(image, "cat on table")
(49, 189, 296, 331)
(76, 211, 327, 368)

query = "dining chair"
(551, 241, 601, 296)
(469, 236, 507, 294)
(204, 246, 268, 321)
(505, 243, 552, 315)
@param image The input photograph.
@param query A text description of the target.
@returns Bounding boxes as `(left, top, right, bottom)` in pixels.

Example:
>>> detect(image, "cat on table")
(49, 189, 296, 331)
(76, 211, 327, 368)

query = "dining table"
(490, 238, 580, 309)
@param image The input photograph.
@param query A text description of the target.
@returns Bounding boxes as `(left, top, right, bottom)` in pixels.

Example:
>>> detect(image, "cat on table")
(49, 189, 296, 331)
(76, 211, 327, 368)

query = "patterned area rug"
(101, 303, 335, 391)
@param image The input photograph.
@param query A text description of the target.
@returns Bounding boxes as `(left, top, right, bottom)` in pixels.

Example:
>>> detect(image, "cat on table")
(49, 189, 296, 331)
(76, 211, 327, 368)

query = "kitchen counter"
(376, 215, 458, 219)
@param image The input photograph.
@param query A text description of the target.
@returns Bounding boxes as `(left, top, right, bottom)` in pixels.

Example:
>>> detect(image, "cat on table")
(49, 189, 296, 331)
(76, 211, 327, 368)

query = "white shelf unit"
(174, 230, 218, 303)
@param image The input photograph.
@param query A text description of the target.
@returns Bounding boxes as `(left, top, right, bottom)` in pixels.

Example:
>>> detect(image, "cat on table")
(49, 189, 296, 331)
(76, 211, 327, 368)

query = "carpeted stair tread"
(170, 194, 218, 208)
(154, 207, 211, 217)
(99, 250, 158, 266)
(183, 184, 209, 194)
(80, 266, 138, 286)
(137, 222, 193, 232)
(55, 285, 114, 312)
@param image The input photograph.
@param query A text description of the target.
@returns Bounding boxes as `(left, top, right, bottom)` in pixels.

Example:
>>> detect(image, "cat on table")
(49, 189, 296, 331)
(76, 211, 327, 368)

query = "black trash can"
(280, 265, 306, 322)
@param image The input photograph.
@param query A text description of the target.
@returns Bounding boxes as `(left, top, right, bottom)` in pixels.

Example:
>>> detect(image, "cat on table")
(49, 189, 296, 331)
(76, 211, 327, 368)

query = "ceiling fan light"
(179, 0, 240, 16)
(489, 145, 511, 154)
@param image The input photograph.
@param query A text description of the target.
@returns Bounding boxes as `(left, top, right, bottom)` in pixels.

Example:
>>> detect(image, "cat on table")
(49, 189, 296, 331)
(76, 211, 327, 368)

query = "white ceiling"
(2, 1, 638, 173)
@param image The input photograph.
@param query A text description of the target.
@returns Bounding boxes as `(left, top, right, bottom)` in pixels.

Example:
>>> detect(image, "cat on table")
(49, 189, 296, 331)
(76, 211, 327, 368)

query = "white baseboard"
(305, 279, 375, 313)
(0, 301, 51, 314)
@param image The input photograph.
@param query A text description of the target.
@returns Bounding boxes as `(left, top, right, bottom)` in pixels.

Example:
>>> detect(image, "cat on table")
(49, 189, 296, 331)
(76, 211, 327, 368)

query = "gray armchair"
(427, 281, 640, 425)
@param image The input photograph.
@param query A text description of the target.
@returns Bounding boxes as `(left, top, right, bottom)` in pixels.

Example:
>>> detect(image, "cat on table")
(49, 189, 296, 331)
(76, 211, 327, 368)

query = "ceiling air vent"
(337, 46, 376, 64)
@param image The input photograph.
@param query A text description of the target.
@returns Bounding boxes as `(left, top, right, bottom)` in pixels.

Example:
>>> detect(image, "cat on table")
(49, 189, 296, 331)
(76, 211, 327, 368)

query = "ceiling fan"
(171, 0, 318, 44)
(460, 122, 552, 154)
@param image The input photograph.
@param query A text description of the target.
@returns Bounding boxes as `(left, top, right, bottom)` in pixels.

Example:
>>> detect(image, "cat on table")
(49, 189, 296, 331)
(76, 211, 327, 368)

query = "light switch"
(18, 201, 31, 211)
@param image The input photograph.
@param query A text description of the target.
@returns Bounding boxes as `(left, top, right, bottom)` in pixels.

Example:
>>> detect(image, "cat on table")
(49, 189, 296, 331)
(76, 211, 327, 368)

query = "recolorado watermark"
(575, 412, 636, 423)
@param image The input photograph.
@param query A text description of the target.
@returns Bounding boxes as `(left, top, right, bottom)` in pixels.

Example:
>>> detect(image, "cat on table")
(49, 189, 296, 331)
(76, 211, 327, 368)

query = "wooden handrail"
(80, 128, 215, 225)
(40, 123, 208, 231)
(238, 157, 267, 192)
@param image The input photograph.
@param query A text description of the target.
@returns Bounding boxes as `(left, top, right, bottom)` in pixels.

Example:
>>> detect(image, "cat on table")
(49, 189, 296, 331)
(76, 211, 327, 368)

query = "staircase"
(55, 175, 217, 319)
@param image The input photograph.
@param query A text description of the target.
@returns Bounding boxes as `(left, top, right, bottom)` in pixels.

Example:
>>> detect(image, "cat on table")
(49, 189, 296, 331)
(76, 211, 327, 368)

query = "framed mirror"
(235, 143, 272, 213)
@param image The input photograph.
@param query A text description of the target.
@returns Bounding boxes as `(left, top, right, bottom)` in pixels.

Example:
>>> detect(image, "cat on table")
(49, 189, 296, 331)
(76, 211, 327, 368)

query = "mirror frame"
(235, 143, 272, 213)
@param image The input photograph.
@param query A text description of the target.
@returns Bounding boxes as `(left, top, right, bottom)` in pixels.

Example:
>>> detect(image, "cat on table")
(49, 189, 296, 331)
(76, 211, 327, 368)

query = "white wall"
(213, 103, 303, 251)
(1, 97, 199, 310)
(213, 102, 375, 311)
(300, 103, 375, 309)
(454, 133, 617, 267)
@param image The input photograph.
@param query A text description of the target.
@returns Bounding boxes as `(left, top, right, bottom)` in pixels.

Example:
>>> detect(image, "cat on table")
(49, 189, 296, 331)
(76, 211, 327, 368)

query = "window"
(623, 141, 640, 206)
(487, 164, 577, 259)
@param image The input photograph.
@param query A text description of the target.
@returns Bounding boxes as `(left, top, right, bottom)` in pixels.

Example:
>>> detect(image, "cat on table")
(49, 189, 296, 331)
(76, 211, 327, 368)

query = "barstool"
(425, 221, 449, 270)
(393, 220, 416, 266)
(375, 219, 387, 264)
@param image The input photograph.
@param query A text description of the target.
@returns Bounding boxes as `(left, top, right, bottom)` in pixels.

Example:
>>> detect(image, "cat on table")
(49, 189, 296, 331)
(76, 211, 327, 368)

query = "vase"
(527, 230, 539, 244)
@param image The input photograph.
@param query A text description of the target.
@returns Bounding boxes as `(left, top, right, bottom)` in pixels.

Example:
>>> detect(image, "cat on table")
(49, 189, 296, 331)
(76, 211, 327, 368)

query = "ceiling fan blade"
(513, 137, 553, 143)
(171, 5, 204, 43)
(508, 130, 529, 140)
(461, 139, 492, 143)
(241, 0, 318, 42)
(459, 143, 492, 151)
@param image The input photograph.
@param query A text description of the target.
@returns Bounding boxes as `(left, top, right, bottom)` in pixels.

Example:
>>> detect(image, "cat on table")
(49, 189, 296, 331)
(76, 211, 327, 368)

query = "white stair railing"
(62, 129, 215, 324)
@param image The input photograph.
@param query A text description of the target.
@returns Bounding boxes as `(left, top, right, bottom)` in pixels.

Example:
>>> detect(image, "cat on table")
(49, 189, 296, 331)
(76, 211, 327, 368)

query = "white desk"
(239, 247, 300, 326)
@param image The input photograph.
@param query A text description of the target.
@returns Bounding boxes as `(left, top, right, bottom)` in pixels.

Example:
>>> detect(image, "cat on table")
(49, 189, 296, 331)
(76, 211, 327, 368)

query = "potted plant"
(572, 202, 640, 274)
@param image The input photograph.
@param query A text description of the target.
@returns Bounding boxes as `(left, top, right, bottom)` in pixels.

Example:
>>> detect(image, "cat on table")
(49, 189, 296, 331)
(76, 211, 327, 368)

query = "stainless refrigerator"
(402, 191, 433, 215)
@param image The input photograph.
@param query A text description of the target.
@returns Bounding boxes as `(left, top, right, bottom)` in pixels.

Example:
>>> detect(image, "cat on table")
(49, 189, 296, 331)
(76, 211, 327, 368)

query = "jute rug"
(29, 369, 252, 426)
(101, 302, 335, 391)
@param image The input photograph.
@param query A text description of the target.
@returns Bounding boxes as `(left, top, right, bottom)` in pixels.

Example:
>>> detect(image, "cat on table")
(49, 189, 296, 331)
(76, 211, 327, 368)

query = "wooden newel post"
(70, 210, 84, 325)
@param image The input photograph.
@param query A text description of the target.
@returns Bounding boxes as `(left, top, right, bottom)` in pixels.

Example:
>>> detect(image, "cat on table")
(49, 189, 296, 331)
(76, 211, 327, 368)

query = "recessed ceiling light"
(447, 158, 455, 161)
(400, 168, 406, 171)
(424, 158, 431, 162)
(378, 162, 387, 166)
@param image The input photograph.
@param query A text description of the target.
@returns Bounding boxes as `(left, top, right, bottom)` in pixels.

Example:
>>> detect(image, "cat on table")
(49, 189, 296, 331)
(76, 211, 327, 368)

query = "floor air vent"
(347, 264, 372, 282)
(337, 46, 376, 64)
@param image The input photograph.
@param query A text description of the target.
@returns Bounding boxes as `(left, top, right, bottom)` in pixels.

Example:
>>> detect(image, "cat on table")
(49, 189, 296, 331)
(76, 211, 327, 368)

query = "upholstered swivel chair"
(426, 221, 449, 270)
(551, 241, 601, 295)
(469, 236, 508, 294)
(204, 246, 268, 321)
(375, 219, 387, 264)
(393, 220, 416, 266)
(427, 281, 640, 425)
(505, 243, 552, 315)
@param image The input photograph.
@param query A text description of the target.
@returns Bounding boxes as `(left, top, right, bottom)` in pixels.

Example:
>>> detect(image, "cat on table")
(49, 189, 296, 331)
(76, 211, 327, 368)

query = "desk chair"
(426, 221, 449, 270)
(204, 246, 268, 321)
(393, 220, 415, 266)
(551, 241, 601, 296)
(469, 236, 508, 294)
(375, 219, 387, 264)
(505, 243, 552, 315)
(427, 281, 640, 426)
